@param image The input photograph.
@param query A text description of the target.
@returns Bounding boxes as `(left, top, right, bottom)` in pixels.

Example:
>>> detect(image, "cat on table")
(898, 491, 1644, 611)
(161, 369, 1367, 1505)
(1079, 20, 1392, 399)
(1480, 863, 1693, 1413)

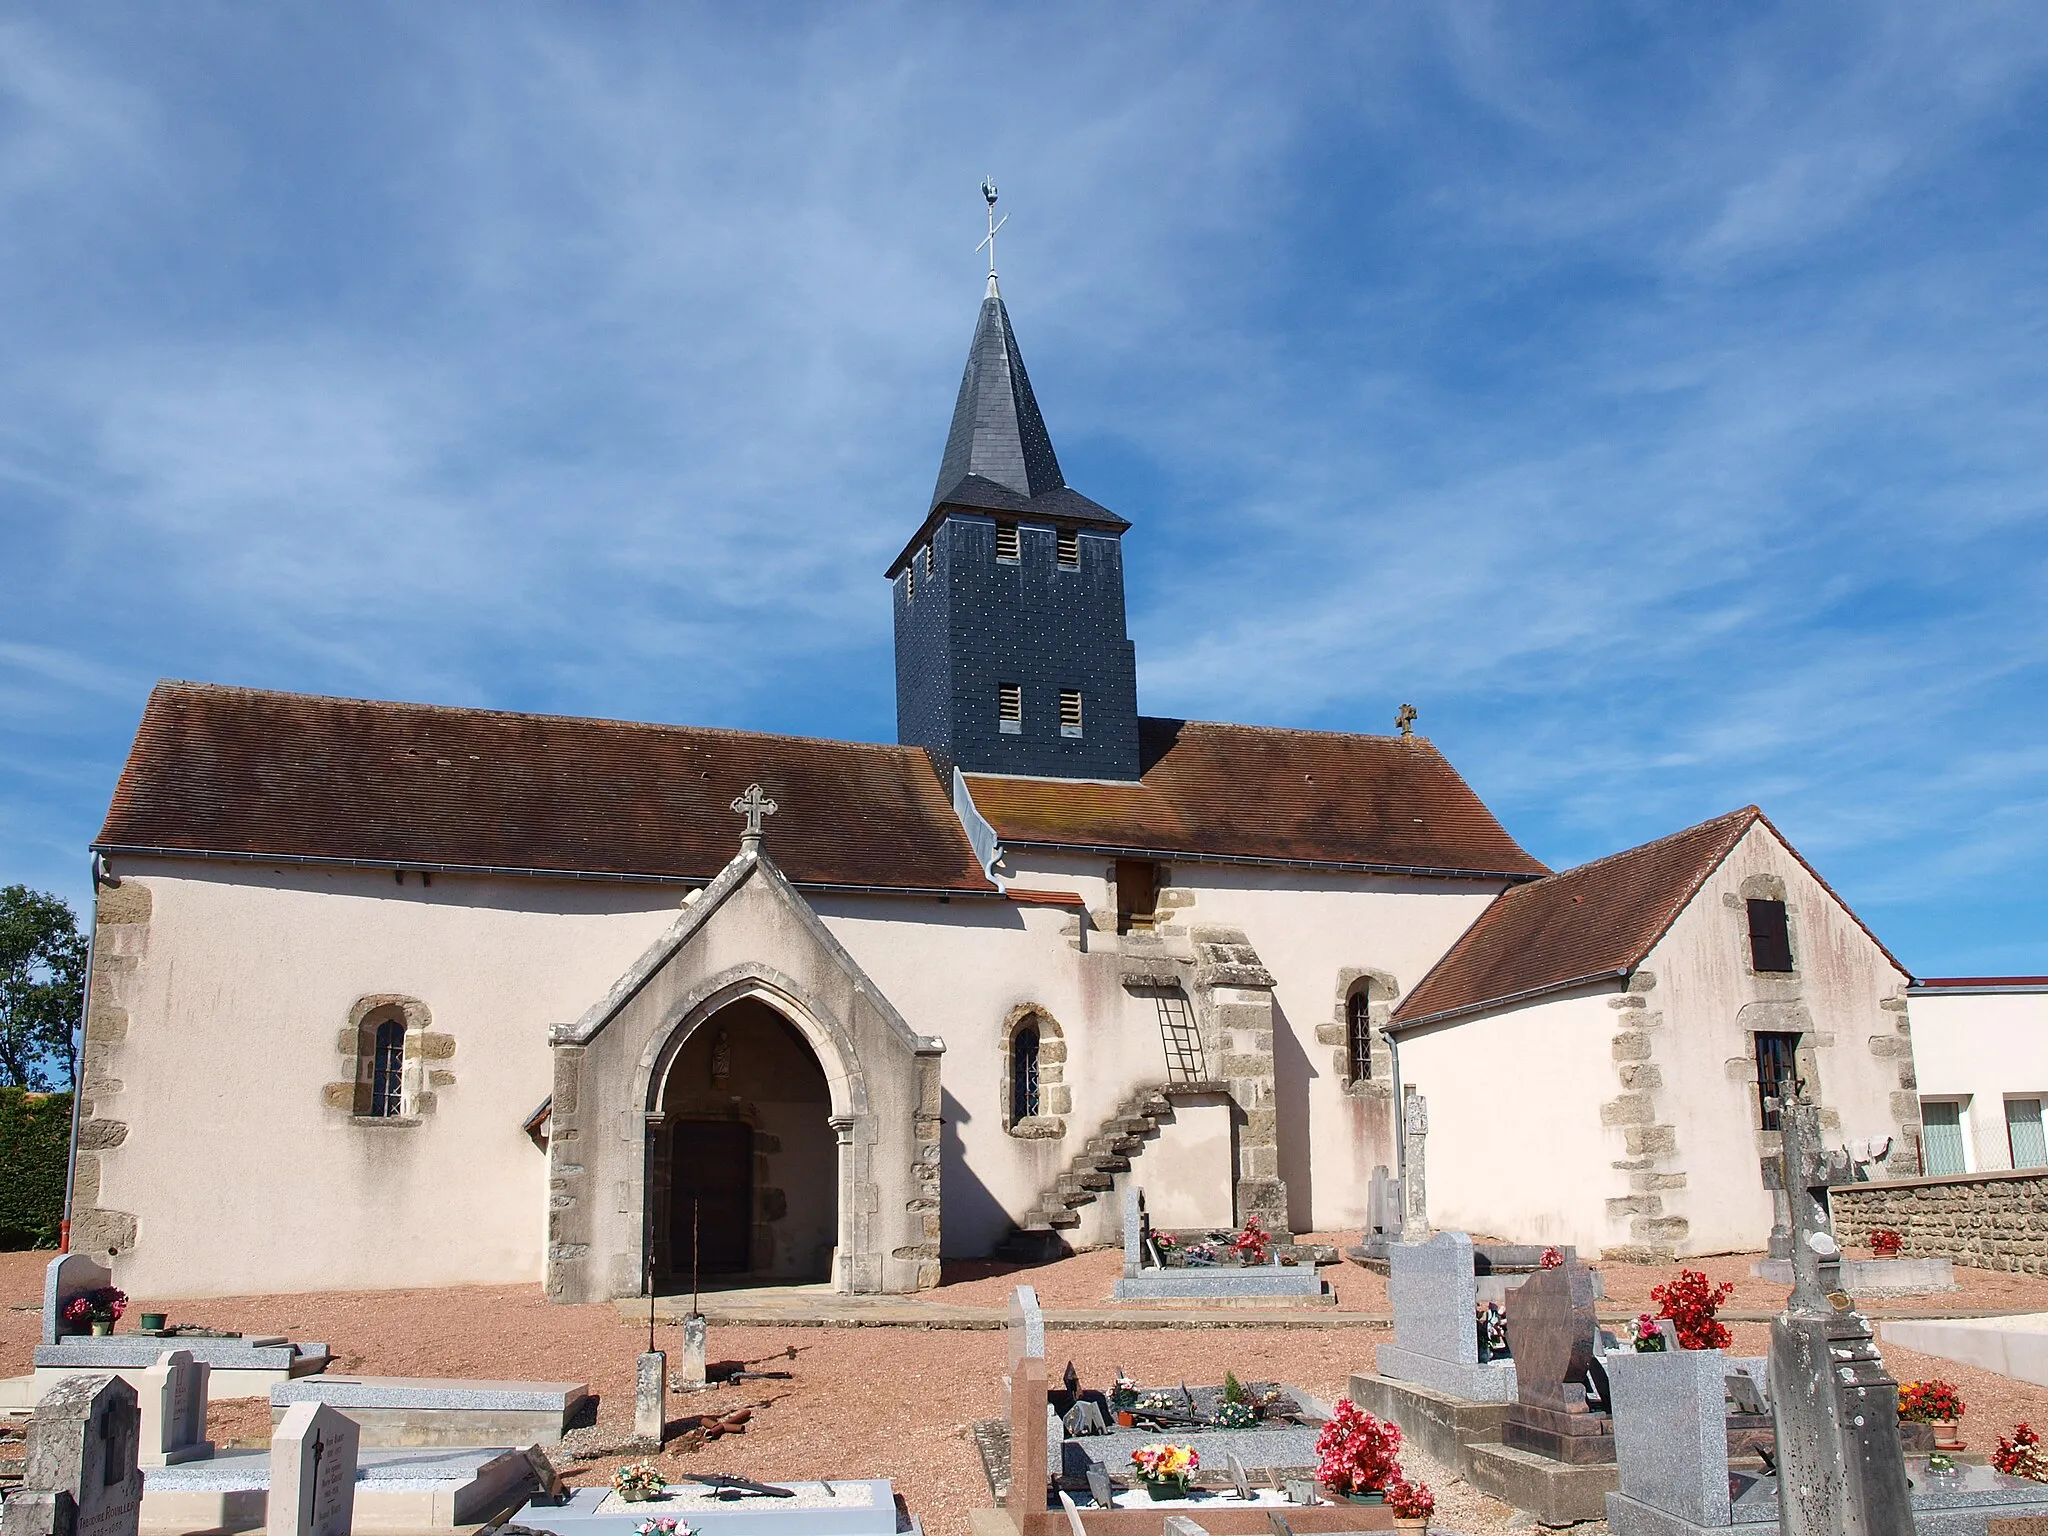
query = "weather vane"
(976, 177, 1007, 289)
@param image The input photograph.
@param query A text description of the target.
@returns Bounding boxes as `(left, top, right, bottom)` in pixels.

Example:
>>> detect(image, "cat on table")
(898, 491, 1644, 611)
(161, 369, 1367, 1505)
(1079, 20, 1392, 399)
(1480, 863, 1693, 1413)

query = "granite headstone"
(267, 1401, 360, 1536)
(137, 1349, 213, 1468)
(1499, 1259, 1614, 1464)
(2, 1374, 142, 1536)
(1373, 1230, 1518, 1402)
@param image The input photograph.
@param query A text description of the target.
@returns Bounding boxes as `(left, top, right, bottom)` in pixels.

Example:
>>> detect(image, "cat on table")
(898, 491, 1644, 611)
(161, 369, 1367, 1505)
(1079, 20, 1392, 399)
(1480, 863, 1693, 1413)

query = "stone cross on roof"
(1396, 703, 1418, 739)
(731, 783, 778, 852)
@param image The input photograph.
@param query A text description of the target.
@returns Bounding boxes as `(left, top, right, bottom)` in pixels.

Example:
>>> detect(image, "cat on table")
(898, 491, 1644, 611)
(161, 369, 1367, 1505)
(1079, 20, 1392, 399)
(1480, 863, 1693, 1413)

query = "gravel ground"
(9, 1244, 2048, 1533)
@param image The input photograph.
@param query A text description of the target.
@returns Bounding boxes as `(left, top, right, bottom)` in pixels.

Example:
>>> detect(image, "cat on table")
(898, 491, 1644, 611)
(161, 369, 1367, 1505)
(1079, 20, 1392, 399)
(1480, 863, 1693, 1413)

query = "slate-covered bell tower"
(889, 273, 1140, 781)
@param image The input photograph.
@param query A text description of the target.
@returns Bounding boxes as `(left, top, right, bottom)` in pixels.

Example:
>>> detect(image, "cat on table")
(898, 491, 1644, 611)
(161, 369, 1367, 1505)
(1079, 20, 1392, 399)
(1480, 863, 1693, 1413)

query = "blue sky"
(2, 4, 2045, 973)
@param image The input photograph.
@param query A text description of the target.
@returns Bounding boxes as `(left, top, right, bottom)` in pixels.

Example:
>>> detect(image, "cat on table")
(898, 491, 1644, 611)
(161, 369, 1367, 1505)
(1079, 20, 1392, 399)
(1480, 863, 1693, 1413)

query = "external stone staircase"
(995, 1086, 1180, 1263)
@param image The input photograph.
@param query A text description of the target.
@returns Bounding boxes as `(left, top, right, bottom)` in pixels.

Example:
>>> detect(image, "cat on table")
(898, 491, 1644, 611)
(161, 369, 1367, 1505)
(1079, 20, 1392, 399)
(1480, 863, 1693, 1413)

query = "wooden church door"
(670, 1121, 755, 1276)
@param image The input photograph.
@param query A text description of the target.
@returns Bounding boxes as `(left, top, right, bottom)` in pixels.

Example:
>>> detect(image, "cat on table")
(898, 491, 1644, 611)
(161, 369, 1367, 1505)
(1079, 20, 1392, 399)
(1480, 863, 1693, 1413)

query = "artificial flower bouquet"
(1629, 1314, 1669, 1353)
(1995, 1424, 2048, 1482)
(1130, 1443, 1199, 1498)
(612, 1462, 667, 1502)
(1229, 1216, 1273, 1266)
(635, 1519, 690, 1536)
(1650, 1269, 1735, 1350)
(1387, 1474, 1436, 1520)
(1313, 1400, 1402, 1498)
(62, 1286, 127, 1333)
(1539, 1246, 1565, 1269)
(1869, 1228, 1904, 1258)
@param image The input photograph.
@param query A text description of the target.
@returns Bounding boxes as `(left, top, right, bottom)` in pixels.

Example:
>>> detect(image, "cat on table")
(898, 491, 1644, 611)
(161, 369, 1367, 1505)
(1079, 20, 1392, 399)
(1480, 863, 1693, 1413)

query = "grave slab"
(1607, 1460, 2048, 1536)
(269, 1376, 593, 1447)
(1881, 1314, 2048, 1387)
(1369, 1345, 1516, 1404)
(1752, 1255, 1956, 1294)
(1109, 1269, 1328, 1305)
(1465, 1442, 1618, 1526)
(140, 1445, 549, 1533)
(507, 1479, 911, 1536)
(36, 1337, 331, 1402)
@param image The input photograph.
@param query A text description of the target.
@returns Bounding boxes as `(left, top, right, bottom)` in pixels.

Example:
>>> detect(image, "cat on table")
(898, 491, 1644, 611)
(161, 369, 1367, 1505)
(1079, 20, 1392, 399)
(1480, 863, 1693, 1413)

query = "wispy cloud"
(0, 3, 2044, 970)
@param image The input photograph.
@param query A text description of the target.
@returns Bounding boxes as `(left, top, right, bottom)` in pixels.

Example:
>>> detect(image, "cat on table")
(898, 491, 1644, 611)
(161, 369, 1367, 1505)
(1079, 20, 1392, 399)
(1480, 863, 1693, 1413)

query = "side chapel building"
(73, 272, 1928, 1299)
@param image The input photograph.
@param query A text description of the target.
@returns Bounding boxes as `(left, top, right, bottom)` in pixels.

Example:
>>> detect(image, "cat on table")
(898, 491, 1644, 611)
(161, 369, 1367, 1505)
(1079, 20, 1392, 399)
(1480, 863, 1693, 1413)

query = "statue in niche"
(710, 1028, 732, 1088)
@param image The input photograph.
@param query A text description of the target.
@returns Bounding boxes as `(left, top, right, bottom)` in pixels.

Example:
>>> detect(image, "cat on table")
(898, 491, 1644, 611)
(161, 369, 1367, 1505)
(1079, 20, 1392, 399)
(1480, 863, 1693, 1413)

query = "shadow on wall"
(939, 1087, 1012, 1258)
(1272, 1001, 1314, 1232)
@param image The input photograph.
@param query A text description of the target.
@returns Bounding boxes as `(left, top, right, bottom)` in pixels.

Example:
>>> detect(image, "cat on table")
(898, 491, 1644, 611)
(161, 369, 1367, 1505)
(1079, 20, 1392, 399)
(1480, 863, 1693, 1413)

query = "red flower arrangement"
(1539, 1246, 1564, 1270)
(1387, 1475, 1436, 1519)
(1897, 1380, 1965, 1423)
(61, 1287, 127, 1330)
(1314, 1400, 1402, 1497)
(1869, 1228, 1904, 1258)
(1229, 1216, 1273, 1266)
(1994, 1423, 2048, 1481)
(1650, 1269, 1736, 1351)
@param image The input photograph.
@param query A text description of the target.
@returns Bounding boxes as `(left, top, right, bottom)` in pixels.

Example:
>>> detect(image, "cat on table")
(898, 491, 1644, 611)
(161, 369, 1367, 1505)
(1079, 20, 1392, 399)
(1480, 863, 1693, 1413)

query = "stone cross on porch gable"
(730, 783, 778, 852)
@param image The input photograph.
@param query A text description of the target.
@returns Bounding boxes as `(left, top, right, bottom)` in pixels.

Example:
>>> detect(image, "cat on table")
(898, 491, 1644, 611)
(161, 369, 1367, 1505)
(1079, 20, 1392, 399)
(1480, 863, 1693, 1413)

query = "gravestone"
(1499, 1260, 1614, 1464)
(1400, 1091, 1429, 1241)
(40, 1253, 115, 1346)
(3, 1374, 142, 1536)
(1085, 1463, 1116, 1509)
(1766, 1081, 1913, 1536)
(137, 1349, 213, 1468)
(634, 1349, 665, 1442)
(1365, 1166, 1399, 1240)
(1227, 1452, 1253, 1500)
(268, 1401, 360, 1536)
(1604, 1348, 1740, 1530)
(1373, 1230, 1517, 1402)
(1122, 1187, 1144, 1279)
(1004, 1286, 1052, 1536)
(677, 1313, 709, 1391)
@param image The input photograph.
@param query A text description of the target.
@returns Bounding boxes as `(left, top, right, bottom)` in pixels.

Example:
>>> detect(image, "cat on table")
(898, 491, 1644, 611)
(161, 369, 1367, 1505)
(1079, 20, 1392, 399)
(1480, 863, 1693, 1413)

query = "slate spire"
(929, 289, 1067, 510)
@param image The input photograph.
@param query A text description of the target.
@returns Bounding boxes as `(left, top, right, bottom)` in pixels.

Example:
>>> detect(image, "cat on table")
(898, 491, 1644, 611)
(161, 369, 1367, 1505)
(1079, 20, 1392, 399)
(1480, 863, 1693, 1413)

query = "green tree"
(0, 886, 86, 1090)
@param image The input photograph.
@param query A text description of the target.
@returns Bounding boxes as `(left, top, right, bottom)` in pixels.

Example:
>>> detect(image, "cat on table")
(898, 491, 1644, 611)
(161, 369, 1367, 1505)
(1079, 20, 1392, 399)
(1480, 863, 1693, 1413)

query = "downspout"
(1388, 1028, 1405, 1197)
(60, 854, 106, 1252)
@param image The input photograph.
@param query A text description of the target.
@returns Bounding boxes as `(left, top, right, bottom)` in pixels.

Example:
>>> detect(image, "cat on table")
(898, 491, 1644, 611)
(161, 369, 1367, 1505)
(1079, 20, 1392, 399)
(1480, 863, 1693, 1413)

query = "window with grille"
(1056, 529, 1079, 567)
(1011, 1023, 1041, 1123)
(1747, 899, 1794, 973)
(369, 1019, 406, 1118)
(1059, 690, 1083, 738)
(998, 683, 1022, 733)
(995, 522, 1020, 561)
(2010, 1099, 2047, 1169)
(1754, 1031, 1800, 1131)
(1347, 991, 1374, 1083)
(1922, 1099, 1967, 1176)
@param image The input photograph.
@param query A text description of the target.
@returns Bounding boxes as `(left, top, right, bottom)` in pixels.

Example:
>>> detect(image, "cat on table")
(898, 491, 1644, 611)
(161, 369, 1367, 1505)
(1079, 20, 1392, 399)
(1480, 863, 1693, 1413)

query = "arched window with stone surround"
(1011, 1022, 1041, 1124)
(369, 1018, 406, 1117)
(1347, 989, 1374, 1084)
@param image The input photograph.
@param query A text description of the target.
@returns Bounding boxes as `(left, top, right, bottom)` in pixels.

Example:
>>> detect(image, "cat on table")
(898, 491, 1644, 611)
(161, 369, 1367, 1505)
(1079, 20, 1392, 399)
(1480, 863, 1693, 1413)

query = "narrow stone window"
(1011, 1023, 1041, 1123)
(1059, 690, 1083, 738)
(369, 1018, 407, 1118)
(1754, 1031, 1800, 1130)
(1347, 990, 1374, 1083)
(1747, 898, 1794, 973)
(995, 522, 1020, 562)
(998, 683, 1023, 733)
(1056, 529, 1079, 567)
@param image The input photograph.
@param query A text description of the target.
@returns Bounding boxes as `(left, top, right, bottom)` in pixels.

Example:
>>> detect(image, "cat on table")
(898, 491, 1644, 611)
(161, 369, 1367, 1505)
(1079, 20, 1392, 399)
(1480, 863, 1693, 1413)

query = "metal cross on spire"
(976, 178, 1007, 295)
(731, 783, 778, 851)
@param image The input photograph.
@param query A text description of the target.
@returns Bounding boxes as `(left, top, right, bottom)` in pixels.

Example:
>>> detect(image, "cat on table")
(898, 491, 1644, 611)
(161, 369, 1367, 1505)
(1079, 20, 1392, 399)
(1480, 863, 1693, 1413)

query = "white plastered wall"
(1394, 988, 1621, 1250)
(93, 860, 681, 1298)
(1907, 989, 2048, 1172)
(1639, 820, 1913, 1254)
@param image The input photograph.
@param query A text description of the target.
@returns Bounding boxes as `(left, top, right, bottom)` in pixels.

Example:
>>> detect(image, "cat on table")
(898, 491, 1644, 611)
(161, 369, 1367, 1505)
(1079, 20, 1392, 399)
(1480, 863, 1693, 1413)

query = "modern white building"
(1907, 978, 2048, 1175)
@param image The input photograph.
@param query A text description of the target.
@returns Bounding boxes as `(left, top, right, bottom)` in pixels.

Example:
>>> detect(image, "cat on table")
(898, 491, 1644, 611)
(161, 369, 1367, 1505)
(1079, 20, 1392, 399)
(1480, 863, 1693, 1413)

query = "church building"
(71, 266, 1924, 1300)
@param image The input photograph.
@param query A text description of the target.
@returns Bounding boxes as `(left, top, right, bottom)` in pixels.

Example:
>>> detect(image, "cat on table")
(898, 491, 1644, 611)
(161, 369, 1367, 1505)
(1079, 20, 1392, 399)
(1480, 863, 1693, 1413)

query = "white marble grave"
(138, 1350, 213, 1468)
(267, 1402, 359, 1536)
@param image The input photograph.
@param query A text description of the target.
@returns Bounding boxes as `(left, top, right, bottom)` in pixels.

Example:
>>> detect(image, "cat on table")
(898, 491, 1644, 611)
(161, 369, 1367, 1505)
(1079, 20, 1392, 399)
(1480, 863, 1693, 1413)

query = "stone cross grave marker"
(677, 1313, 709, 1392)
(2, 1374, 143, 1536)
(138, 1349, 213, 1468)
(1500, 1259, 1615, 1464)
(1400, 1091, 1429, 1241)
(635, 1349, 666, 1442)
(1365, 1165, 1399, 1239)
(267, 1401, 360, 1536)
(1766, 1083, 1913, 1536)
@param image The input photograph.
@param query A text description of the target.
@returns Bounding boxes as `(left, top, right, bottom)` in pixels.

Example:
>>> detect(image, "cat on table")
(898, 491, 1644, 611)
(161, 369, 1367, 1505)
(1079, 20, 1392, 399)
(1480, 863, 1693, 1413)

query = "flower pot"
(618, 1489, 654, 1503)
(1142, 1479, 1190, 1502)
(1931, 1420, 1964, 1451)
(90, 1322, 112, 1336)
(1394, 1520, 1429, 1531)
(1115, 1411, 1135, 1427)
(139, 1313, 167, 1332)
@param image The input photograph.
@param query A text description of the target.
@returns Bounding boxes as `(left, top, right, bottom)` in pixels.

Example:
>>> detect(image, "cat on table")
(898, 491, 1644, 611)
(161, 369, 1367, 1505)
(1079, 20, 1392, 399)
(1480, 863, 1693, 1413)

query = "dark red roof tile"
(97, 682, 996, 893)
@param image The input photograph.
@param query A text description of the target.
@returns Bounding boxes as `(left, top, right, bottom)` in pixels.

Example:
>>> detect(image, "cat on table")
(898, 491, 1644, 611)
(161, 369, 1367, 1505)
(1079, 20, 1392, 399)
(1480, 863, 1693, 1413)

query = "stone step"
(1088, 1155, 1132, 1174)
(1060, 1190, 1097, 1209)
(1045, 1210, 1082, 1228)
(1076, 1171, 1115, 1191)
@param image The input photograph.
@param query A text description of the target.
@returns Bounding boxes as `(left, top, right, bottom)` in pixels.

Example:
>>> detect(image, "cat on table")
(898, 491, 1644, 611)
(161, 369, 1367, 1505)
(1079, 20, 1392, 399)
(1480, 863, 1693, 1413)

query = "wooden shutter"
(1747, 899, 1794, 973)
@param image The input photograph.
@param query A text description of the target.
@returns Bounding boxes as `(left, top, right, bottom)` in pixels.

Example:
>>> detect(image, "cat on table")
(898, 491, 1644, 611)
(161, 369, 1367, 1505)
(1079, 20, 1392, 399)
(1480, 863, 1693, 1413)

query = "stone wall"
(1832, 1169, 2048, 1274)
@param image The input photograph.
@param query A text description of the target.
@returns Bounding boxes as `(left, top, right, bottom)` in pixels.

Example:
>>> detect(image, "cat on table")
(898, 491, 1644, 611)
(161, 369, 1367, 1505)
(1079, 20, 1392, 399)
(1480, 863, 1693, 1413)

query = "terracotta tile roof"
(1392, 806, 1909, 1026)
(964, 718, 1547, 877)
(96, 682, 997, 894)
